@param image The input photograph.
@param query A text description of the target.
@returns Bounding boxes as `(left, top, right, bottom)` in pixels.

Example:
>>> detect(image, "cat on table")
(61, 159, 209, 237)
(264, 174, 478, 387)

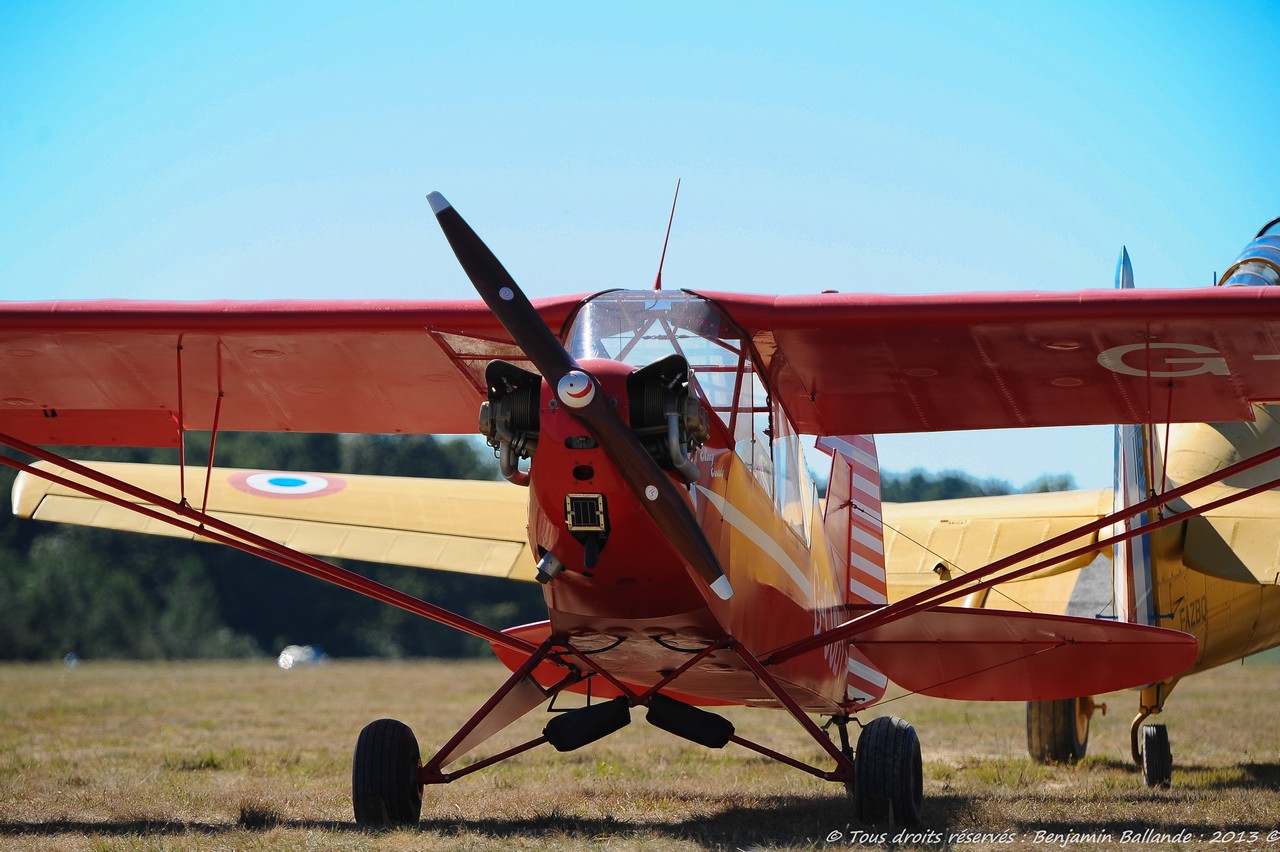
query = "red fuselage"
(489, 292, 872, 712)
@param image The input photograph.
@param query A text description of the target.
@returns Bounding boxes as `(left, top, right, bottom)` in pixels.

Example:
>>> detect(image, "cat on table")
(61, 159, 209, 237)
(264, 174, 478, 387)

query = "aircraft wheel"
(854, 716, 923, 826)
(1026, 697, 1090, 764)
(1140, 724, 1172, 788)
(352, 718, 423, 827)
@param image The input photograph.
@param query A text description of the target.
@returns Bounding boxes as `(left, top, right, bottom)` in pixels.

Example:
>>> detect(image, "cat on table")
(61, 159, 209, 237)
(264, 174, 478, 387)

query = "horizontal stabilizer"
(850, 607, 1196, 701)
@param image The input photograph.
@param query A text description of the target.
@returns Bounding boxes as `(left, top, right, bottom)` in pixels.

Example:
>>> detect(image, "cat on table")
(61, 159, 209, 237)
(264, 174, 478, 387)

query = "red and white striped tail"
(817, 435, 889, 707)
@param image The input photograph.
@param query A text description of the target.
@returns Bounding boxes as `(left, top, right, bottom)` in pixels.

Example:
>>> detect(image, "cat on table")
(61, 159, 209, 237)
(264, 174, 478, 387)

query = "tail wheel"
(352, 718, 423, 827)
(854, 716, 923, 826)
(1140, 724, 1172, 788)
(1026, 697, 1090, 764)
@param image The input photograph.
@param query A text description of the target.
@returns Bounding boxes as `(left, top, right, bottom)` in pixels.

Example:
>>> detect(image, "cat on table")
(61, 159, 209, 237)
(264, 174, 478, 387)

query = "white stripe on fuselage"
(694, 485, 812, 599)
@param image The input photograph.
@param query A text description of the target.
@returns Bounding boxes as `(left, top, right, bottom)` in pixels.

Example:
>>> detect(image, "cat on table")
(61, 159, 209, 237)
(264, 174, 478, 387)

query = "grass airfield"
(1, 656, 1278, 850)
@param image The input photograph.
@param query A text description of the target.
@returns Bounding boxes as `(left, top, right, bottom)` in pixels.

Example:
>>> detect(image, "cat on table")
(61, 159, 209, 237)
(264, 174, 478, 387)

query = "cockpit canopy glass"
(565, 291, 752, 437)
(565, 291, 813, 540)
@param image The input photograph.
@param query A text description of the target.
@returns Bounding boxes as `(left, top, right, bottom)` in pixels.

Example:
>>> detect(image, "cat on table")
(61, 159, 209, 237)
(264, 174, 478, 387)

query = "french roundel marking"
(229, 471, 347, 499)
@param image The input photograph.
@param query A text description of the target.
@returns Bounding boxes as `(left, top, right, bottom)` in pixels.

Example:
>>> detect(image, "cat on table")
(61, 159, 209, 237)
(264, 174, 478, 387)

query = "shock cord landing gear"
(829, 715, 856, 798)
(1129, 680, 1176, 788)
(354, 637, 926, 828)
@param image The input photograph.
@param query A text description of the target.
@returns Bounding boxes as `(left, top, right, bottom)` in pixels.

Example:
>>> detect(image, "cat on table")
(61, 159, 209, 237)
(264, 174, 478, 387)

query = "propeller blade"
(428, 192, 573, 379)
(428, 193, 733, 600)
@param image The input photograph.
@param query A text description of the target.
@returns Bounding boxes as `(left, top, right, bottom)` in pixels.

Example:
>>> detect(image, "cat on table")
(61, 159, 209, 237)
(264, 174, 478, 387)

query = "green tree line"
(881, 469, 1075, 502)
(0, 437, 1073, 661)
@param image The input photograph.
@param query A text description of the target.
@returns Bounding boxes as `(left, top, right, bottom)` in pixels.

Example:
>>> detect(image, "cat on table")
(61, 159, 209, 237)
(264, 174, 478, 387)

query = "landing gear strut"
(1130, 681, 1176, 788)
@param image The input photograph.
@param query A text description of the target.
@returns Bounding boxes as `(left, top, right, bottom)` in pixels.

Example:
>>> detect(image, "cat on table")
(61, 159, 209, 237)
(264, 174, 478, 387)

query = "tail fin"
(818, 435, 889, 707)
(1112, 248, 1157, 626)
(1113, 423, 1158, 625)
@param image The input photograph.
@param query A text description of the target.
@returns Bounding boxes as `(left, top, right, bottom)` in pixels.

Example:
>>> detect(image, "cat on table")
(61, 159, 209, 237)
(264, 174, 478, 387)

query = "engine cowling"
(479, 360, 541, 485)
(626, 354, 709, 483)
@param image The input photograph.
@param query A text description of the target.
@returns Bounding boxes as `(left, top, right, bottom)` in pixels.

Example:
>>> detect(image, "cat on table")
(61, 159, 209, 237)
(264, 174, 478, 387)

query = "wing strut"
(0, 431, 541, 657)
(766, 440, 1280, 666)
(173, 335, 228, 518)
(199, 342, 226, 516)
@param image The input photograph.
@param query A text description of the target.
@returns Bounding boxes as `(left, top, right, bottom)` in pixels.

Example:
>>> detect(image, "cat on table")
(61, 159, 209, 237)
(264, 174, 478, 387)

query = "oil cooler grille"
(565, 494, 606, 532)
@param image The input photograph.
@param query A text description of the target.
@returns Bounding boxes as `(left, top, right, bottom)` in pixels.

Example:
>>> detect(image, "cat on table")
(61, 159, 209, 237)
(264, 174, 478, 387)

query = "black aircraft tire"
(352, 718, 423, 827)
(1141, 724, 1172, 788)
(1026, 697, 1089, 764)
(854, 716, 923, 826)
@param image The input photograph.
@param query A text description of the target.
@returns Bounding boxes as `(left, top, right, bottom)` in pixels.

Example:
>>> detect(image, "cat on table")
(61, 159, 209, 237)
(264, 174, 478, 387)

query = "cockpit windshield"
(566, 291, 734, 366)
(565, 291, 815, 541)
(565, 291, 752, 439)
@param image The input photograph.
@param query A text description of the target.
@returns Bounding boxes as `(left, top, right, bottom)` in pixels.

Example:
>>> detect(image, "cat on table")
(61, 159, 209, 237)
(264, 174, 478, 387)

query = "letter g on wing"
(1097, 342, 1230, 378)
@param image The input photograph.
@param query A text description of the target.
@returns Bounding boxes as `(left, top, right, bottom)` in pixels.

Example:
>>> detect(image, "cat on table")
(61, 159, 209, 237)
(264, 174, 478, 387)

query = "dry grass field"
(2, 655, 1278, 851)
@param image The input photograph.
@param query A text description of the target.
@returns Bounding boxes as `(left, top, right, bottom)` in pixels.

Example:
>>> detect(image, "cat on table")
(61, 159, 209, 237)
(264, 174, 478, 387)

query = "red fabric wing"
(704, 287, 1280, 435)
(0, 297, 583, 445)
(8, 287, 1280, 446)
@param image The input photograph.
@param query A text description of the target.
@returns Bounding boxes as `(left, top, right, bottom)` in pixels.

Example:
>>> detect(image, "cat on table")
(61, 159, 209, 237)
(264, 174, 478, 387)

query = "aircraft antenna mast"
(653, 179, 681, 291)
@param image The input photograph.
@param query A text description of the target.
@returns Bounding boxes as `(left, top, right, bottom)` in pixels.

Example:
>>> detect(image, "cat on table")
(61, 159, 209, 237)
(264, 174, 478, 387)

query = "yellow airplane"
(880, 219, 1280, 787)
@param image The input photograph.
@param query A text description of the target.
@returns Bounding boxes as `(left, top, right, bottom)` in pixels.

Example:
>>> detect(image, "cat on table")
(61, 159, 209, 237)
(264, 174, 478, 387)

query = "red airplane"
(4, 196, 1280, 826)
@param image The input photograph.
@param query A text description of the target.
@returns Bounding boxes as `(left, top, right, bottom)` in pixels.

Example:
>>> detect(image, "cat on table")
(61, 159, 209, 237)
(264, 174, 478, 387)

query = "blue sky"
(3, 2, 1277, 488)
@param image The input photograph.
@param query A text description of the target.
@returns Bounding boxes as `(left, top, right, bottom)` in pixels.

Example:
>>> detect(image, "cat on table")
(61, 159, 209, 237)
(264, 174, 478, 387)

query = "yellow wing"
(12, 461, 536, 582)
(882, 488, 1113, 613)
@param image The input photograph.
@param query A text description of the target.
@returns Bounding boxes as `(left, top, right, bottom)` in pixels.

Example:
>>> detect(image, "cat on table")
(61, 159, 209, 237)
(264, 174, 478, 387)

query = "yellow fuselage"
(1154, 405, 1280, 681)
